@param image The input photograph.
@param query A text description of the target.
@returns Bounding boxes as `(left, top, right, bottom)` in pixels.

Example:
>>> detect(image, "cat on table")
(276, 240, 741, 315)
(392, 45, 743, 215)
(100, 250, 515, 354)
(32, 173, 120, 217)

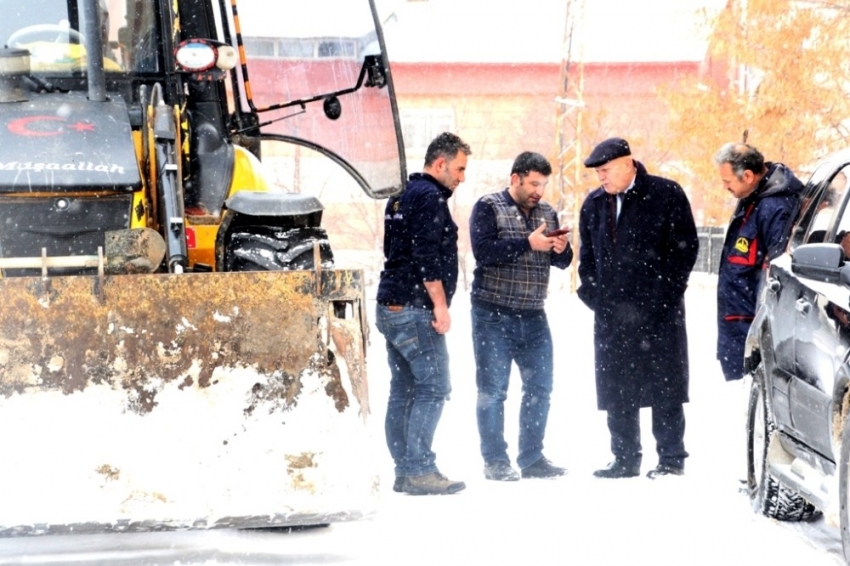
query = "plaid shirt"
(470, 189, 572, 311)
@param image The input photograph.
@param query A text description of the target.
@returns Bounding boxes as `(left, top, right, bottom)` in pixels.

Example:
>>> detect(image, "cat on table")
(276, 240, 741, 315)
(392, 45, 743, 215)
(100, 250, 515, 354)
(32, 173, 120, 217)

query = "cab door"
(788, 166, 850, 460)
(763, 254, 806, 429)
(764, 161, 836, 430)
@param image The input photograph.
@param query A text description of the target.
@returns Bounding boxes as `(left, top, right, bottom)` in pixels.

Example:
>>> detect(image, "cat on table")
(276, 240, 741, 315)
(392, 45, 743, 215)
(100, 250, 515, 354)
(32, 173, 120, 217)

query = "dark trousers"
(607, 400, 688, 469)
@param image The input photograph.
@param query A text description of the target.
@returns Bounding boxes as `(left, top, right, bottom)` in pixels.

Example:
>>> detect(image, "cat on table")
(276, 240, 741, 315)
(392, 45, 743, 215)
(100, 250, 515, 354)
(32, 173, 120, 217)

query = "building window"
(317, 39, 357, 58)
(278, 39, 315, 59)
(400, 108, 456, 154)
(242, 37, 276, 58)
(242, 37, 359, 60)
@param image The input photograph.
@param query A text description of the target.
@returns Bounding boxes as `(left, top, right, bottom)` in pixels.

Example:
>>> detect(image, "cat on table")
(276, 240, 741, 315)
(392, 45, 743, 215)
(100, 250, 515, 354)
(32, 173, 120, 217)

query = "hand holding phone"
(544, 227, 569, 238)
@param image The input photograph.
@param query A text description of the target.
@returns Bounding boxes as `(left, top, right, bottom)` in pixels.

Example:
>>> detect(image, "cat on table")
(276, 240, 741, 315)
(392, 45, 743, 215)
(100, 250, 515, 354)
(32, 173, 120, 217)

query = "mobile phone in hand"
(544, 227, 569, 237)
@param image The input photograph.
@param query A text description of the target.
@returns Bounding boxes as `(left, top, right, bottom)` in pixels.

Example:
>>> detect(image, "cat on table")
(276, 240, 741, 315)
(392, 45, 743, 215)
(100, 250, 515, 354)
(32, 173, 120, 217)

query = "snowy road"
(0, 274, 845, 565)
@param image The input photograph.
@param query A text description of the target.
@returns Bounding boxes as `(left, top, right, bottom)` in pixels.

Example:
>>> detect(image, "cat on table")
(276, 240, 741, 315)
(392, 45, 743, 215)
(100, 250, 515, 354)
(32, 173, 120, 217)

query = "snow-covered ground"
(337, 272, 845, 566)
(0, 273, 845, 565)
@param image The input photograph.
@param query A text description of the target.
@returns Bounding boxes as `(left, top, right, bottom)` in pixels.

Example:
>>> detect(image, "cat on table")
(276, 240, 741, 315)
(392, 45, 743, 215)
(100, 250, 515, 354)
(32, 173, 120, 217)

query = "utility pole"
(554, 0, 585, 292)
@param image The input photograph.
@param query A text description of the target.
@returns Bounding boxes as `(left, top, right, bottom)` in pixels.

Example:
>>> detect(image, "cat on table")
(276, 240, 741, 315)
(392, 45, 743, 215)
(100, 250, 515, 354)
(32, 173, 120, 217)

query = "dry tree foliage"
(662, 0, 850, 225)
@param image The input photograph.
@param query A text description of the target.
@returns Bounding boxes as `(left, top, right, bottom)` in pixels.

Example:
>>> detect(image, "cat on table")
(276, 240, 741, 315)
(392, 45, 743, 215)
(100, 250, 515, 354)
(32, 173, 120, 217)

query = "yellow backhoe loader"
(0, 0, 405, 535)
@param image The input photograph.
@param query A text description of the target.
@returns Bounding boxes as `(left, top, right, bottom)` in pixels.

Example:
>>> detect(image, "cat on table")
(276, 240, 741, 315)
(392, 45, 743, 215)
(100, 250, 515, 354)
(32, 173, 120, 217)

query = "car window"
(825, 168, 850, 258)
(804, 167, 850, 246)
(791, 162, 838, 249)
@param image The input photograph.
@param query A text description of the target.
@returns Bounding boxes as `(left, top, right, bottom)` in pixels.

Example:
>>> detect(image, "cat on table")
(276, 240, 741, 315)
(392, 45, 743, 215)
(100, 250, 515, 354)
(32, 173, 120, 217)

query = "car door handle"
(767, 278, 781, 293)
(795, 298, 811, 315)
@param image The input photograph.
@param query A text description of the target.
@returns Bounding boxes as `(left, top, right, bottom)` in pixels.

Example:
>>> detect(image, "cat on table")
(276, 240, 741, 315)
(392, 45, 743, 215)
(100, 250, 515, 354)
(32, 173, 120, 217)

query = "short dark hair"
(511, 151, 552, 177)
(424, 132, 472, 167)
(714, 142, 765, 180)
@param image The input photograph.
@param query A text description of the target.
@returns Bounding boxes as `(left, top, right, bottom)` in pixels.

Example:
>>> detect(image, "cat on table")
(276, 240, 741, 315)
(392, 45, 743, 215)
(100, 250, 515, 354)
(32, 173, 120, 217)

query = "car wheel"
(839, 409, 850, 561)
(746, 366, 819, 521)
(225, 225, 334, 271)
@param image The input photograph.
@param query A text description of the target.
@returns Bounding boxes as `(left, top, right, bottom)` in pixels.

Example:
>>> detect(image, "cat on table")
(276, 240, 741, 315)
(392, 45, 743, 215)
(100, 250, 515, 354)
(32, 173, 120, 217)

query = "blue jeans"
(375, 304, 451, 477)
(471, 302, 554, 470)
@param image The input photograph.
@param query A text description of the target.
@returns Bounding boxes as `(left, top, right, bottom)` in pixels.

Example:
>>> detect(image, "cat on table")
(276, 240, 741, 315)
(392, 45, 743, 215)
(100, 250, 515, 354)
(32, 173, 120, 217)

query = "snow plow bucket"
(0, 269, 378, 535)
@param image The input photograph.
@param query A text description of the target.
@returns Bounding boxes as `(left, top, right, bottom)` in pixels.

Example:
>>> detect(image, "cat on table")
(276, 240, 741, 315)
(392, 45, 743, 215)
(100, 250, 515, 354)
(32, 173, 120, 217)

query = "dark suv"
(745, 148, 850, 559)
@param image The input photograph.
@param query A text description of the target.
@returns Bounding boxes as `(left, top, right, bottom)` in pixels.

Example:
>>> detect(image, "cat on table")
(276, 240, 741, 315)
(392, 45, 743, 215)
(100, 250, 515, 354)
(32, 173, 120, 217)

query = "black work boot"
(403, 472, 466, 495)
(484, 461, 520, 481)
(646, 464, 684, 479)
(392, 477, 405, 492)
(593, 458, 640, 479)
(521, 457, 567, 479)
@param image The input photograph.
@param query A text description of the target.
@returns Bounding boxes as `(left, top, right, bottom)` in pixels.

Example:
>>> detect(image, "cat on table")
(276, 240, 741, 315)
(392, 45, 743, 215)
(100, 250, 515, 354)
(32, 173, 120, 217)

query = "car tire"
(838, 410, 850, 561)
(746, 366, 819, 521)
(224, 225, 334, 272)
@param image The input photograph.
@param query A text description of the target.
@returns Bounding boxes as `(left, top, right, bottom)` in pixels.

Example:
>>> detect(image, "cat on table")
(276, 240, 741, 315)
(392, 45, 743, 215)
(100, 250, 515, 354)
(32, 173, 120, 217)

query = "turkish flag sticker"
(7, 116, 96, 137)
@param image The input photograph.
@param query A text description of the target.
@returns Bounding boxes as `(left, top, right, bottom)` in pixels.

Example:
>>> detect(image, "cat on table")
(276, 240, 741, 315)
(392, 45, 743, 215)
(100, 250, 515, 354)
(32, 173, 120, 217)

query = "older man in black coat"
(577, 138, 699, 479)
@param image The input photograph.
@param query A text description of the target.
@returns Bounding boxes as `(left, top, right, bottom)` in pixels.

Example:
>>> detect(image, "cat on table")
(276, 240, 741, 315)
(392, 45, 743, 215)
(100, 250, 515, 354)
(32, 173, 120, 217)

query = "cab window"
(4, 0, 160, 75)
(827, 169, 850, 258)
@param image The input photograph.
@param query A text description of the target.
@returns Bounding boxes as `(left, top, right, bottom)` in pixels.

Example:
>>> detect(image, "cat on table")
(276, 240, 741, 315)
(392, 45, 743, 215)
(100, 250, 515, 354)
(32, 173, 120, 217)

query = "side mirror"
(792, 243, 844, 283)
(323, 96, 342, 120)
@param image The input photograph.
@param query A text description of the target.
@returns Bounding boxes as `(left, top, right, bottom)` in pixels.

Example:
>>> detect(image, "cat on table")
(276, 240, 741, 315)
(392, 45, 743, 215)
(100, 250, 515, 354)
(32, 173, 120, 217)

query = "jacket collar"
(746, 162, 800, 203)
(410, 172, 454, 200)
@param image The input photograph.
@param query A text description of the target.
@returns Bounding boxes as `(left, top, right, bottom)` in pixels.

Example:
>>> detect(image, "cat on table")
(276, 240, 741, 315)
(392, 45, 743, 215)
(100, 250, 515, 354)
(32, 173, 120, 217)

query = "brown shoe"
(403, 472, 466, 495)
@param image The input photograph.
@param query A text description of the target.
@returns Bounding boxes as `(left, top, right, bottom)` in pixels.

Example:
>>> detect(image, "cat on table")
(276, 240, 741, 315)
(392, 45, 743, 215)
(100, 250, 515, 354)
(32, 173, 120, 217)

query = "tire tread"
(747, 370, 819, 523)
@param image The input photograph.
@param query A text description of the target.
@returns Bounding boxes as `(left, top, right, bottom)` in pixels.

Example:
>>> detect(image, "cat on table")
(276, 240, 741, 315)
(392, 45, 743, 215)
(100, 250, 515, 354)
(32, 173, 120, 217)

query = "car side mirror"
(792, 243, 844, 283)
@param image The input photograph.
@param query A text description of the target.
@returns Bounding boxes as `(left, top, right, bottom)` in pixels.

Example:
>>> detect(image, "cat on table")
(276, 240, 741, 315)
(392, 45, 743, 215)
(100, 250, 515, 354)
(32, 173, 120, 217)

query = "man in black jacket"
(375, 132, 471, 495)
(578, 138, 699, 479)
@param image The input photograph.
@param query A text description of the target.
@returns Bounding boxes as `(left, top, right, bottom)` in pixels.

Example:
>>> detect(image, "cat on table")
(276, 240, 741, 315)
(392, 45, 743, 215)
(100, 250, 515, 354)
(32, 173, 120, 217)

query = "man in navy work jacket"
(375, 132, 471, 496)
(469, 151, 573, 482)
(578, 138, 699, 480)
(714, 142, 803, 381)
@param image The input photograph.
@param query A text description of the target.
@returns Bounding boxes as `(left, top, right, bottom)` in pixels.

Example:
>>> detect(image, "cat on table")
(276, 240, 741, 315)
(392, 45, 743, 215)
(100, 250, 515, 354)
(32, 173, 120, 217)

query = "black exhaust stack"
(81, 0, 106, 102)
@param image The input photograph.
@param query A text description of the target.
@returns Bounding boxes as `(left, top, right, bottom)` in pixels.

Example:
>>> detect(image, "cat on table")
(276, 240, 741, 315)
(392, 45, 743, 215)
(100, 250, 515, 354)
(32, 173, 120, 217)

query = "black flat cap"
(584, 137, 631, 168)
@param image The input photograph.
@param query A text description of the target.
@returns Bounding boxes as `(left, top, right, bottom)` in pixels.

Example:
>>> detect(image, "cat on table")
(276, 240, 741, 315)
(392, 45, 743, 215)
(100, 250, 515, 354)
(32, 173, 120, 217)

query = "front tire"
(746, 366, 818, 521)
(224, 225, 334, 271)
